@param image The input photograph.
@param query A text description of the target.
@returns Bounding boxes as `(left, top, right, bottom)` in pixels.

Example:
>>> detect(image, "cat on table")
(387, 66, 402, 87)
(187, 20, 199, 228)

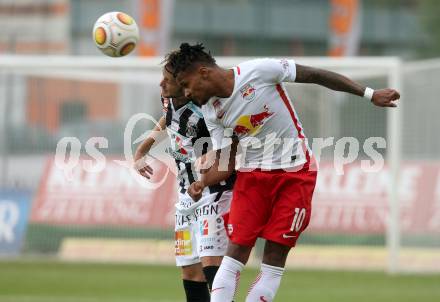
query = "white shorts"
(174, 190, 232, 267)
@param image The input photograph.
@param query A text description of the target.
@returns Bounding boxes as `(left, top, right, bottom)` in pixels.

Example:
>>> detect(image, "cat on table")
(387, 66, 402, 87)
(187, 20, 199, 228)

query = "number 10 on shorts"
(290, 208, 306, 232)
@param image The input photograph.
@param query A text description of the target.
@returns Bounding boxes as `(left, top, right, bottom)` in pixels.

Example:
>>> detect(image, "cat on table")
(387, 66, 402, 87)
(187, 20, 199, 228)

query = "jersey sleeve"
(255, 58, 297, 83)
(202, 107, 229, 151)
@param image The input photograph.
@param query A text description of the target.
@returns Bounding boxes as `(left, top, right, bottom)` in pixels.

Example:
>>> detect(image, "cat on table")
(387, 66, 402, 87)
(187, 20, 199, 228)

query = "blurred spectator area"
(0, 0, 426, 57)
(70, 0, 423, 57)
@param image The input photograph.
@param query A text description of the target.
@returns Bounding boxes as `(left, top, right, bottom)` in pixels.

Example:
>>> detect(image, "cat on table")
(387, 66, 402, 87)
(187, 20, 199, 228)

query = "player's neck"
(215, 68, 235, 98)
(172, 96, 190, 108)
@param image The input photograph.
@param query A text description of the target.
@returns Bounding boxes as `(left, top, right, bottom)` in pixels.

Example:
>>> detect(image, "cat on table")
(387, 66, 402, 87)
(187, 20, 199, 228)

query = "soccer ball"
(93, 12, 139, 57)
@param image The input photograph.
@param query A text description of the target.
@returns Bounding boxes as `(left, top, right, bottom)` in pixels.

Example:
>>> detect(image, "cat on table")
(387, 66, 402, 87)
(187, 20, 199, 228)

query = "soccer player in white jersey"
(164, 43, 400, 302)
(134, 61, 235, 302)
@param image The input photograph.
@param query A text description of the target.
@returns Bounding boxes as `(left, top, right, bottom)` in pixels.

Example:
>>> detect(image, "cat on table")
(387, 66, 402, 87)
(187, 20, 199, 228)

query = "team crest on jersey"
(240, 83, 256, 101)
(186, 122, 198, 137)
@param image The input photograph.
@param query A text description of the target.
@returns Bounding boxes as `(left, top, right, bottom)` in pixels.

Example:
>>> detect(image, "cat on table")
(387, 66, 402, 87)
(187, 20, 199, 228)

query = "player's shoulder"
(238, 58, 281, 69)
(237, 58, 271, 72)
(201, 98, 219, 122)
(201, 98, 214, 115)
(238, 58, 297, 84)
(237, 58, 290, 76)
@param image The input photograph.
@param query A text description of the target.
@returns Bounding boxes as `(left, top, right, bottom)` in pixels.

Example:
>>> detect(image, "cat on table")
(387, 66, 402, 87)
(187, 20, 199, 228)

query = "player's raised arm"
(133, 116, 167, 179)
(295, 64, 400, 108)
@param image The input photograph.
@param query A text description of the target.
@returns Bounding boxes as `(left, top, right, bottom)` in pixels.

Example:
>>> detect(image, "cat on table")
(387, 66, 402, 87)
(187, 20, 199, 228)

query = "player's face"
(177, 67, 214, 106)
(160, 68, 184, 98)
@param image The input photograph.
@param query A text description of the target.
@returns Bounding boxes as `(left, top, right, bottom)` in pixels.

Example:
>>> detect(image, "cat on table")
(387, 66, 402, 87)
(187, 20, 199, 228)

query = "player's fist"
(371, 88, 400, 108)
(134, 157, 154, 179)
(188, 180, 205, 202)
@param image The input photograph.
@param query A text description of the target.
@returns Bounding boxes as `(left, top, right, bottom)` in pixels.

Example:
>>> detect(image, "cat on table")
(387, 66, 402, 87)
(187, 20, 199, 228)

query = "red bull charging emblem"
(233, 105, 274, 136)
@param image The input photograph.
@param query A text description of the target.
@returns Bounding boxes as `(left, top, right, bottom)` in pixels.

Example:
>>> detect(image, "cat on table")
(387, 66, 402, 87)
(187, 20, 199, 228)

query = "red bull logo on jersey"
(240, 83, 256, 101)
(233, 105, 274, 136)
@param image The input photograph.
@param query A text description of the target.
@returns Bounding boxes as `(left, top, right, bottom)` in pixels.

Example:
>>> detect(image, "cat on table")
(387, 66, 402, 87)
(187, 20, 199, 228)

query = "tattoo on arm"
(295, 64, 365, 97)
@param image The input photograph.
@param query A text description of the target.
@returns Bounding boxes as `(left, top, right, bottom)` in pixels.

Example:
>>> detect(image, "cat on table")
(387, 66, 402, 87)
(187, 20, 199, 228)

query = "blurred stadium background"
(0, 0, 439, 301)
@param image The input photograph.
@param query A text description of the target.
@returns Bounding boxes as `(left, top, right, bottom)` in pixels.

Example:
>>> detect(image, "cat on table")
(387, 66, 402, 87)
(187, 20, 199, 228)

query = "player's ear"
(199, 66, 209, 79)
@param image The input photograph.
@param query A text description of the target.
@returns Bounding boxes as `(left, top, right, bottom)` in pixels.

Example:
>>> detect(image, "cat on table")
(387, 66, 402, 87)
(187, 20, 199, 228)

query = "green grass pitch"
(1, 260, 439, 302)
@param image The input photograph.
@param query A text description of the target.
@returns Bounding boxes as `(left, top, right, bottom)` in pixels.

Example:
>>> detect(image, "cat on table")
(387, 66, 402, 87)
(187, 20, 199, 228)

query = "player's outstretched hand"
(188, 180, 204, 202)
(134, 158, 154, 179)
(372, 89, 400, 108)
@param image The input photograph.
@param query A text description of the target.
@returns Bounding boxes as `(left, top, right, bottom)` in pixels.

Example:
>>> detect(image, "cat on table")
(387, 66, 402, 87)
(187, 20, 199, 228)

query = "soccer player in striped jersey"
(134, 61, 235, 302)
(165, 43, 400, 302)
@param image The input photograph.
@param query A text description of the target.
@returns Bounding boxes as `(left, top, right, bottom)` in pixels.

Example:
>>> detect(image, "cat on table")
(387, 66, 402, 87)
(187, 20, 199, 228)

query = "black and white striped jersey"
(162, 97, 235, 194)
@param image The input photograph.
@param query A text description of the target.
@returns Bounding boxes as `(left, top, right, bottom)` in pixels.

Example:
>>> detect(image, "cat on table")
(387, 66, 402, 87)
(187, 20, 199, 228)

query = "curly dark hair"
(163, 43, 216, 77)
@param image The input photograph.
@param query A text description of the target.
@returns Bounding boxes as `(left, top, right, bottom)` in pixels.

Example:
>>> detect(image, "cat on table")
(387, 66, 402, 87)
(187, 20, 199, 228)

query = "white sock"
(245, 263, 285, 302)
(211, 256, 244, 302)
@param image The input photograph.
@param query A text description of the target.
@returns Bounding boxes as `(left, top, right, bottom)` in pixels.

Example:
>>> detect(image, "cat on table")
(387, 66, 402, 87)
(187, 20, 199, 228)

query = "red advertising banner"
(32, 159, 440, 234)
(309, 162, 440, 234)
(31, 157, 177, 228)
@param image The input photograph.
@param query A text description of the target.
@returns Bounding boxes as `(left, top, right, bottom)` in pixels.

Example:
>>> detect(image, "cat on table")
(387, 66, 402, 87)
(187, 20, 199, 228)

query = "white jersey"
(163, 97, 235, 193)
(201, 58, 311, 170)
